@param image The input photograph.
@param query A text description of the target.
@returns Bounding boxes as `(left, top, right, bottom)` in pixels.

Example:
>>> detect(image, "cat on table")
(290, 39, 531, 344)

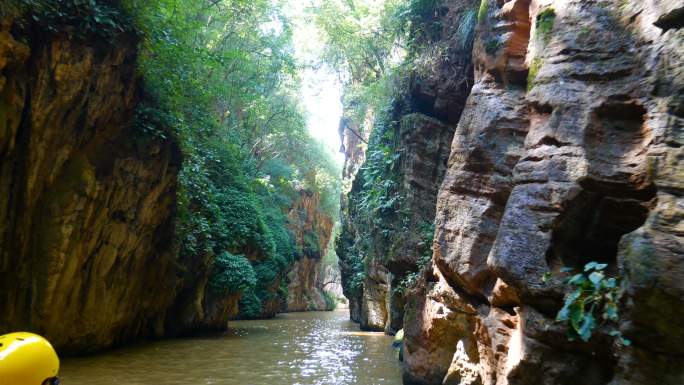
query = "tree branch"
(342, 123, 369, 144)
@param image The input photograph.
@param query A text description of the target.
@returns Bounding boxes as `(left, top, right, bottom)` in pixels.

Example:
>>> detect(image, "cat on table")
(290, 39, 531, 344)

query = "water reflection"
(61, 310, 401, 385)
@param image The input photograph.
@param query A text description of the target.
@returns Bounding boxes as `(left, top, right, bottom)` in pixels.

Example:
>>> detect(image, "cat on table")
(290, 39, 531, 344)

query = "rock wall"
(402, 1, 683, 384)
(166, 187, 337, 328)
(0, 2, 340, 354)
(285, 189, 335, 312)
(163, 257, 242, 335)
(0, 14, 180, 354)
(337, 0, 479, 332)
(286, 256, 328, 311)
(319, 260, 344, 303)
(337, 116, 370, 322)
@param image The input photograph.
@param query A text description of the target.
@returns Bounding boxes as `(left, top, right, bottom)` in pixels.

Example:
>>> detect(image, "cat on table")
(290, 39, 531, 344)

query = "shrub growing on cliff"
(208, 252, 257, 295)
(303, 232, 321, 257)
(477, 0, 488, 22)
(551, 262, 630, 345)
(238, 289, 263, 320)
(395, 221, 434, 294)
(394, 0, 442, 48)
(120, 0, 342, 320)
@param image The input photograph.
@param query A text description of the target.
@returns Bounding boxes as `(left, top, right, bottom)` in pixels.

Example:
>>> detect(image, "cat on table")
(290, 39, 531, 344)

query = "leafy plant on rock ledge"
(545, 261, 631, 346)
(394, 221, 434, 295)
(208, 252, 257, 295)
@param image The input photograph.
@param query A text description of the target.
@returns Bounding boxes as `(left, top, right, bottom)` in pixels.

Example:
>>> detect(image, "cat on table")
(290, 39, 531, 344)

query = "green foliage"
(263, 206, 298, 263)
(535, 8, 556, 45)
(527, 57, 543, 91)
(395, 222, 433, 295)
(15, 0, 131, 38)
(394, 0, 442, 48)
(208, 252, 257, 295)
(314, 0, 404, 86)
(395, 259, 426, 295)
(351, 76, 408, 239)
(455, 8, 478, 50)
(303, 232, 321, 257)
(346, 250, 367, 294)
(238, 289, 263, 320)
(322, 291, 338, 311)
(550, 262, 631, 345)
(120, 0, 341, 319)
(130, 101, 172, 140)
(477, 0, 488, 23)
(216, 188, 275, 255)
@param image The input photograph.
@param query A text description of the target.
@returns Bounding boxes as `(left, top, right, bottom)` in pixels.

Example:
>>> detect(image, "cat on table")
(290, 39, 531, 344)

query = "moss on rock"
(536, 8, 556, 46)
(527, 57, 543, 91)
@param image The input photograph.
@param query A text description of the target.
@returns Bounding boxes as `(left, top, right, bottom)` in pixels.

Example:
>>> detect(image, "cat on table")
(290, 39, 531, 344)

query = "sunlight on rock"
(505, 320, 523, 374)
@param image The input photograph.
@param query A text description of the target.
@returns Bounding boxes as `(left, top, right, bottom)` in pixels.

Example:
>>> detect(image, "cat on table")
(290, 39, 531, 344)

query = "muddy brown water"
(61, 310, 402, 385)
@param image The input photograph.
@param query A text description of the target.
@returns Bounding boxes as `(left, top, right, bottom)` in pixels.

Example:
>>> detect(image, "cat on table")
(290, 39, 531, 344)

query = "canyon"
(337, 0, 684, 384)
(0, 5, 337, 354)
(0, 1, 682, 384)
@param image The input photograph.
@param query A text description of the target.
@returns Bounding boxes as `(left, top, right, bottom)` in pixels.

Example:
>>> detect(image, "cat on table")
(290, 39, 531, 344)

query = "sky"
(284, 1, 346, 164)
(300, 66, 344, 159)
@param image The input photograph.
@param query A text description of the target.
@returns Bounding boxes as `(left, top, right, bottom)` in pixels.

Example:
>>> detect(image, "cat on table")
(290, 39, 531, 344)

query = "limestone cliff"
(285, 189, 336, 312)
(0, 12, 180, 354)
(337, 116, 370, 322)
(0, 1, 340, 354)
(337, 0, 479, 333)
(164, 188, 337, 328)
(401, 1, 684, 384)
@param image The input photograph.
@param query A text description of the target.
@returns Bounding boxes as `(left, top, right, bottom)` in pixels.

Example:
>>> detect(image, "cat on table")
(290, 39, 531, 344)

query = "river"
(61, 310, 402, 385)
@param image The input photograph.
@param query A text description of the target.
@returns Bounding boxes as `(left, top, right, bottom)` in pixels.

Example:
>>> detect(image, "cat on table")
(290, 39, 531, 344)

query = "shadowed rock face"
(0, 18, 180, 353)
(0, 11, 252, 351)
(337, 116, 369, 323)
(402, 0, 683, 384)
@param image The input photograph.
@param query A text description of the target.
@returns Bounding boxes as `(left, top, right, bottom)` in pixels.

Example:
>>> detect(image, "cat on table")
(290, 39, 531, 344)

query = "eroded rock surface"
(337, 116, 370, 323)
(337, 0, 479, 333)
(285, 189, 335, 312)
(402, 0, 683, 384)
(0, 12, 341, 352)
(0, 17, 180, 353)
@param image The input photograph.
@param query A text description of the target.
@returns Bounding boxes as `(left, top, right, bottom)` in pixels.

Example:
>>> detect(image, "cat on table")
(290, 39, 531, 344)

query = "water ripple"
(61, 310, 401, 385)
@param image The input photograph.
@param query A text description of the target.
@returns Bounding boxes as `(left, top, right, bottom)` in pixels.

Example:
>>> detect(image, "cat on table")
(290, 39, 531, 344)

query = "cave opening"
(545, 178, 655, 272)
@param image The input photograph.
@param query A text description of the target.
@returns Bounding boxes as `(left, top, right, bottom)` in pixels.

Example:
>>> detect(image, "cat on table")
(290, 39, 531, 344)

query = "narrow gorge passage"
(60, 311, 401, 385)
(1, 0, 683, 385)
